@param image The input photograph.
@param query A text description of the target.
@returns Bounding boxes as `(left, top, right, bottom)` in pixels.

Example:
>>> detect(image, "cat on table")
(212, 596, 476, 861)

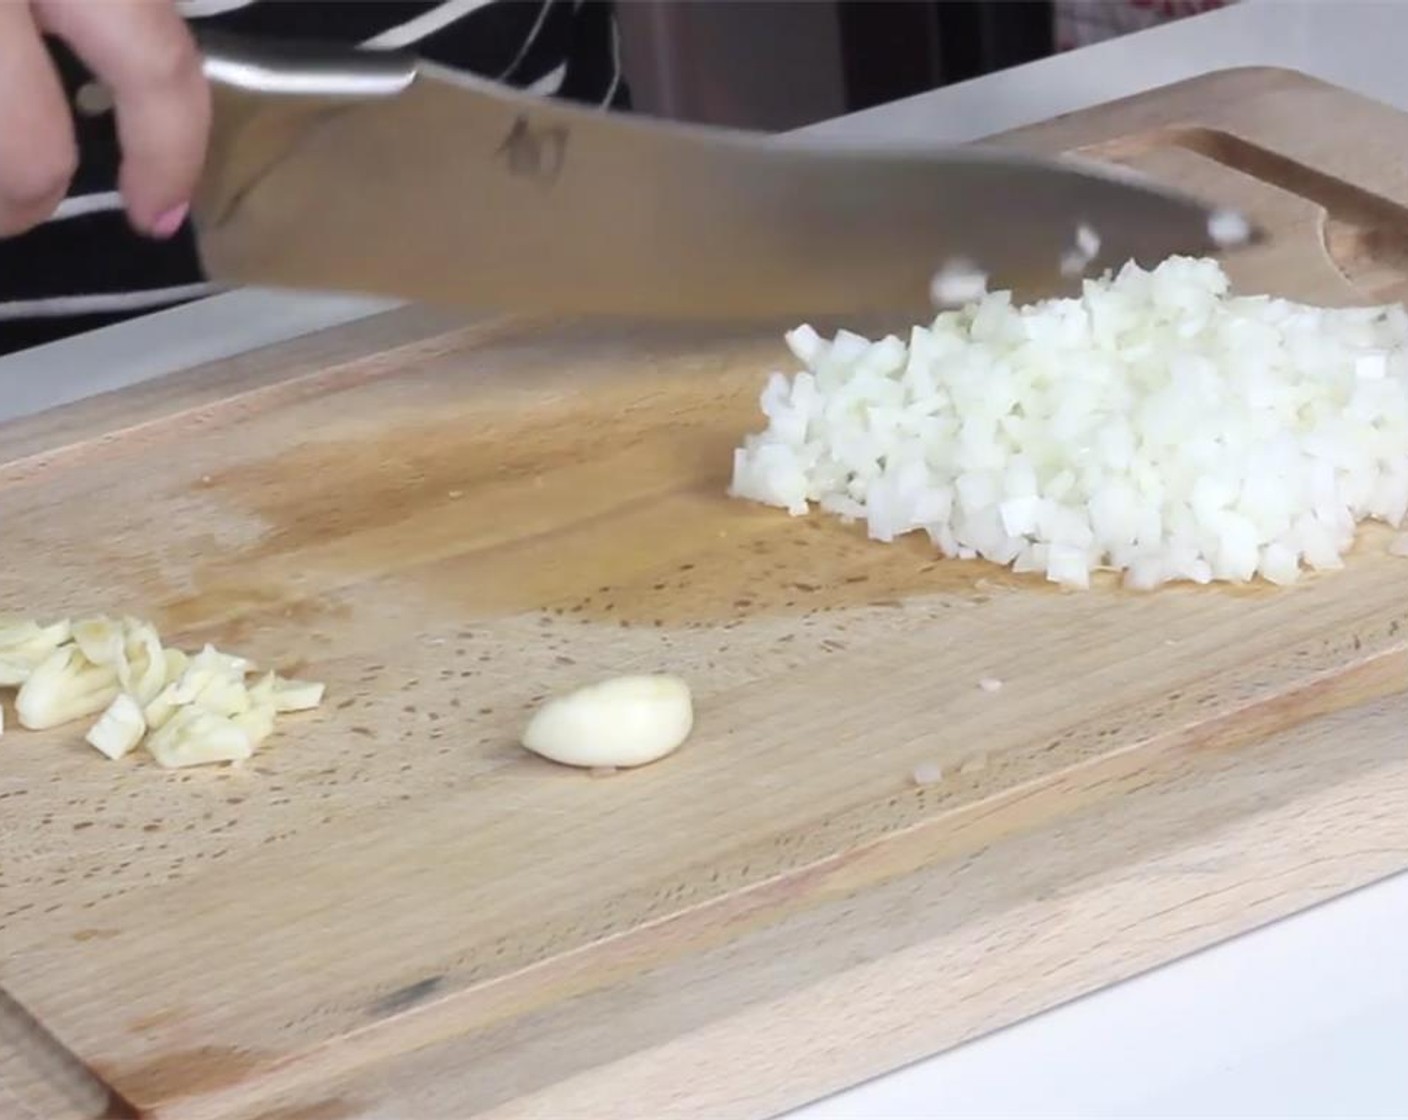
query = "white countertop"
(4, 1, 1407, 1115)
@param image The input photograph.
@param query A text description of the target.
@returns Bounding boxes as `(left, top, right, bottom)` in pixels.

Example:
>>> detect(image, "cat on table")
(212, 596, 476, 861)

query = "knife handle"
(195, 29, 417, 99)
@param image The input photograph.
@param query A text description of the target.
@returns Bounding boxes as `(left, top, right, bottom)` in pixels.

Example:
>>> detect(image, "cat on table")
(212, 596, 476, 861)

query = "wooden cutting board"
(5, 67, 1408, 1120)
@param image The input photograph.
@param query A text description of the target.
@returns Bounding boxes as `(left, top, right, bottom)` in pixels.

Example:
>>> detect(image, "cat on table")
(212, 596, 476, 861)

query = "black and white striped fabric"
(0, 0, 628, 356)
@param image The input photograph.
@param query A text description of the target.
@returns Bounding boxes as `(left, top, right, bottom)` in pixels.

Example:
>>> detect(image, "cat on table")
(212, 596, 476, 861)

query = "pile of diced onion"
(0, 614, 323, 768)
(730, 257, 1408, 589)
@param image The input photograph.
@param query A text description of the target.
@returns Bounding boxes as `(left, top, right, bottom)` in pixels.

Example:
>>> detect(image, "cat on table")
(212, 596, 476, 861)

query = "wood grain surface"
(3, 68, 1408, 1120)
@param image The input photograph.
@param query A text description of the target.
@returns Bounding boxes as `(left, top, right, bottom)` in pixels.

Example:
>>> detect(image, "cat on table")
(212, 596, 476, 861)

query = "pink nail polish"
(151, 202, 189, 239)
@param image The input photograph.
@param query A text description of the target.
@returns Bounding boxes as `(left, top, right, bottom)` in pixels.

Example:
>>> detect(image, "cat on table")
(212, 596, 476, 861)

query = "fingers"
(37, 0, 210, 237)
(0, 4, 78, 237)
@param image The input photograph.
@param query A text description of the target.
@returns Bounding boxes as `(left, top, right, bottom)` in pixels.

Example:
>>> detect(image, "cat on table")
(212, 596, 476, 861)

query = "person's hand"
(0, 0, 210, 238)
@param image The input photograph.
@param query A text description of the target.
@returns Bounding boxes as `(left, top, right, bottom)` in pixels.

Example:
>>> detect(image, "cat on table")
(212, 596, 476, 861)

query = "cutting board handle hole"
(1084, 127, 1408, 302)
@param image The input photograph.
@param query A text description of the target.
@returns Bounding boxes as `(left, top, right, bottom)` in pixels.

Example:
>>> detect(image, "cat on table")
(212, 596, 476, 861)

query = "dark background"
(838, 0, 1054, 114)
(618, 0, 1058, 132)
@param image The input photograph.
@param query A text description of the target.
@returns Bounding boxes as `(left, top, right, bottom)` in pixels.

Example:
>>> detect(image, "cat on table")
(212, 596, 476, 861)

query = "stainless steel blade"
(193, 32, 1257, 321)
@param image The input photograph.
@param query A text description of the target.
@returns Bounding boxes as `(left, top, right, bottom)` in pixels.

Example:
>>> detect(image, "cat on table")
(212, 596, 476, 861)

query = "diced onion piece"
(86, 693, 147, 760)
(1207, 208, 1252, 247)
(911, 761, 944, 786)
(1076, 223, 1101, 260)
(1357, 353, 1389, 381)
(1059, 249, 1089, 279)
(785, 324, 826, 366)
(1260, 542, 1302, 586)
(930, 258, 989, 308)
(522, 674, 693, 769)
(1060, 225, 1103, 280)
(1046, 544, 1091, 590)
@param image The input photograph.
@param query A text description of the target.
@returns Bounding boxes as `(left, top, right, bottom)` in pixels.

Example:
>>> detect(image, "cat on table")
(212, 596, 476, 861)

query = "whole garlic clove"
(522, 674, 693, 770)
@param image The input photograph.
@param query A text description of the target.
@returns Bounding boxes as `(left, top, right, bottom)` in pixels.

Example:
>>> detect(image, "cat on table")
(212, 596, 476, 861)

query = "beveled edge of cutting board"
(0, 304, 472, 472)
(987, 65, 1370, 147)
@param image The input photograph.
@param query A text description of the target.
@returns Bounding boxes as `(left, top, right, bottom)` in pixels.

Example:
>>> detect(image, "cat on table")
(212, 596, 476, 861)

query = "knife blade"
(193, 31, 1257, 321)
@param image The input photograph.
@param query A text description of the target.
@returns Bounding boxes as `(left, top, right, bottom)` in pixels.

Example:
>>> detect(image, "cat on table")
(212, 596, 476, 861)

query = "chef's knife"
(193, 31, 1256, 320)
